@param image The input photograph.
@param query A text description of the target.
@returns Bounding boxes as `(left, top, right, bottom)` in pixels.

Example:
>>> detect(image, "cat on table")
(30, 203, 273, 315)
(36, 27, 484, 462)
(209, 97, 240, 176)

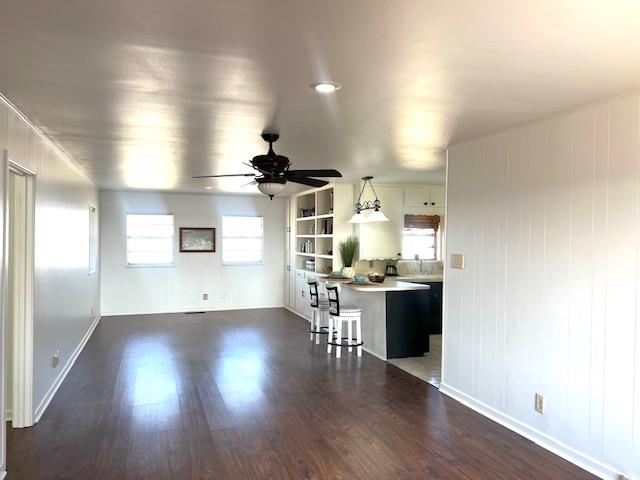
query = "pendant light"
(348, 176, 389, 223)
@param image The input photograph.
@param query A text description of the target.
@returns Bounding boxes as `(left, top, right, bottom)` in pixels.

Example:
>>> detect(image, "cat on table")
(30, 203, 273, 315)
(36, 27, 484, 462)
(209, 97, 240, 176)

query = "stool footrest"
(309, 326, 329, 335)
(327, 336, 363, 348)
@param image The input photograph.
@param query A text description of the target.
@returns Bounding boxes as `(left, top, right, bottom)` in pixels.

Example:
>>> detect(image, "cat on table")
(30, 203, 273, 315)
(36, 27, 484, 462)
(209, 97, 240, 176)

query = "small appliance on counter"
(385, 263, 398, 276)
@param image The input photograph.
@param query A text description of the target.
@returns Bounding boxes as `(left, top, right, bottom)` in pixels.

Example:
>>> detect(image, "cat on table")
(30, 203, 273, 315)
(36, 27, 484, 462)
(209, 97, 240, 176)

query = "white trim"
(101, 305, 285, 317)
(438, 383, 620, 480)
(0, 470, 6, 479)
(6, 164, 35, 428)
(33, 315, 101, 423)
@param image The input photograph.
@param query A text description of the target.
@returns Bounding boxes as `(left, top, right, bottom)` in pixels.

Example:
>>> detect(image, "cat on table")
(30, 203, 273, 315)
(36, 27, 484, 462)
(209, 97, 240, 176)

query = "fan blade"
(241, 180, 258, 188)
(285, 169, 342, 178)
(287, 177, 329, 188)
(192, 173, 255, 179)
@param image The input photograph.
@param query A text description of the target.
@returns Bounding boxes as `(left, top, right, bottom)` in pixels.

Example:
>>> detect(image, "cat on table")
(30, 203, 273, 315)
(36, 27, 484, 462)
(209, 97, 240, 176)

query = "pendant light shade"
(348, 212, 368, 223)
(367, 209, 389, 222)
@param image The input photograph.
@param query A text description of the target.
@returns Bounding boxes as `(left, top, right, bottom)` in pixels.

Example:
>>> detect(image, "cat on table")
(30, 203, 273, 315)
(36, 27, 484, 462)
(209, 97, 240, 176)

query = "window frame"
(88, 204, 98, 275)
(221, 215, 264, 266)
(125, 213, 175, 268)
(401, 226, 438, 261)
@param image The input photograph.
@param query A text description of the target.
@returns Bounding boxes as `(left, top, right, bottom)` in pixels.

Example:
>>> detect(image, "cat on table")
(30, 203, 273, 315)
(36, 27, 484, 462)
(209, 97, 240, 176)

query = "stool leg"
(347, 318, 353, 352)
(315, 310, 321, 345)
(327, 315, 333, 354)
(356, 315, 362, 357)
(336, 318, 342, 358)
(309, 309, 315, 341)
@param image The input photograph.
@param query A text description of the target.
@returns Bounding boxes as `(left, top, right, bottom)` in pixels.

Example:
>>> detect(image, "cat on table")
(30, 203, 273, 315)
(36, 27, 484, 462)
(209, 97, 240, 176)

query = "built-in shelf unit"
(290, 184, 354, 275)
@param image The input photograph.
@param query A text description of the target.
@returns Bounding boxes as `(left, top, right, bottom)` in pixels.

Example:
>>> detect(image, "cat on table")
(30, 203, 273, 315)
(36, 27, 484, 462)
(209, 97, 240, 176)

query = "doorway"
(4, 156, 35, 430)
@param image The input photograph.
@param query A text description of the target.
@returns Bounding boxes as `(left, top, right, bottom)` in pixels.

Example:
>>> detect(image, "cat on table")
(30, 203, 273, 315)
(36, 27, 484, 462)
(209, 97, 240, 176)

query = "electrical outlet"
(51, 351, 60, 368)
(202, 293, 208, 300)
(368, 260, 374, 268)
(451, 253, 465, 269)
(535, 393, 544, 414)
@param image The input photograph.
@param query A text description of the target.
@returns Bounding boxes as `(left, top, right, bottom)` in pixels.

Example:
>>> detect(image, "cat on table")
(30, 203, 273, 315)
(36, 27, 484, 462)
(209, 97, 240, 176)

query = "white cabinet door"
(428, 186, 446, 208)
(404, 187, 430, 206)
(358, 186, 404, 259)
(295, 271, 311, 319)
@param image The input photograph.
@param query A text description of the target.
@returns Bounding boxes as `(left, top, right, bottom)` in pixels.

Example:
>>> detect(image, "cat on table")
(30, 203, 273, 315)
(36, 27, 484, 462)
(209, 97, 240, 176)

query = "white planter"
(341, 266, 355, 278)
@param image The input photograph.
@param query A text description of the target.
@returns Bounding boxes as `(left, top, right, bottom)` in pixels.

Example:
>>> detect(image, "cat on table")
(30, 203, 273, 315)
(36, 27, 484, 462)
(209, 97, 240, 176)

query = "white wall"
(100, 190, 286, 315)
(0, 96, 100, 453)
(443, 92, 640, 479)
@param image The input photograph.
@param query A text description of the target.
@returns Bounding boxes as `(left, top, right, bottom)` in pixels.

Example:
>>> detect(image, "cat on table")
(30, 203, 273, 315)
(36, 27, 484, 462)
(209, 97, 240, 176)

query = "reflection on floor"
(388, 335, 442, 387)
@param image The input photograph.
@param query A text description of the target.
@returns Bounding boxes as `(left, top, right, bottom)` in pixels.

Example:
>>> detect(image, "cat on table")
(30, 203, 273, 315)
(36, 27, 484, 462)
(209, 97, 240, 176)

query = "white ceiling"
(2, 0, 640, 194)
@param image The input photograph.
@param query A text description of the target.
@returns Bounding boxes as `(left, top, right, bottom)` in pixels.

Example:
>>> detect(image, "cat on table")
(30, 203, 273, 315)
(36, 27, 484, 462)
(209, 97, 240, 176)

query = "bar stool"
(307, 280, 330, 344)
(325, 283, 362, 358)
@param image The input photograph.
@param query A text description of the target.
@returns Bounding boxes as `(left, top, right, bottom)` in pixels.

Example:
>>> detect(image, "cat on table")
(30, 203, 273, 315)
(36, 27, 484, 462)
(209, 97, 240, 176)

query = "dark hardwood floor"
(7, 309, 594, 479)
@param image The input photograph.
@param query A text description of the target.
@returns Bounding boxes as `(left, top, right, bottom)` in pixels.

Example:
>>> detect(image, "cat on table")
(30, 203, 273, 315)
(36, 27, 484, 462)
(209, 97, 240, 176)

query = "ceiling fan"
(193, 133, 342, 199)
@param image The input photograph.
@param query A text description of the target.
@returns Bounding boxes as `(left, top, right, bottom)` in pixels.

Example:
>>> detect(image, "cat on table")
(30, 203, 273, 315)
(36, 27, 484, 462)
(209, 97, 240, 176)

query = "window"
(222, 216, 263, 264)
(89, 205, 98, 274)
(402, 214, 440, 261)
(126, 214, 174, 266)
(402, 228, 437, 260)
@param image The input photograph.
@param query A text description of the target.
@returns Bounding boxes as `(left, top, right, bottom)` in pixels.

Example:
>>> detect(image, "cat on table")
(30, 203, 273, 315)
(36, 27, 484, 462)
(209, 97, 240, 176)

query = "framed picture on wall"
(179, 227, 216, 252)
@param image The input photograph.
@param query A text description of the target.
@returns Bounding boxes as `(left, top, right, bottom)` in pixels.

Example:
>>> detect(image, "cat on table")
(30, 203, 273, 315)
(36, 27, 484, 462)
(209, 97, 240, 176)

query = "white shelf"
(296, 235, 316, 238)
(316, 213, 334, 219)
(296, 216, 316, 221)
(294, 252, 334, 259)
(315, 234, 334, 238)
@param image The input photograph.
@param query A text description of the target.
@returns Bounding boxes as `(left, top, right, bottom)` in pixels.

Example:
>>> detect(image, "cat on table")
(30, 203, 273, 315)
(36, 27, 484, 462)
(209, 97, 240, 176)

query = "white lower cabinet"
(295, 270, 312, 319)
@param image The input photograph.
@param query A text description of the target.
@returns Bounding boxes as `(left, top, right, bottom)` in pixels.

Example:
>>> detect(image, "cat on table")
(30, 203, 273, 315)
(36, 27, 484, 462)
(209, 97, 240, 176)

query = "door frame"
(1, 150, 35, 432)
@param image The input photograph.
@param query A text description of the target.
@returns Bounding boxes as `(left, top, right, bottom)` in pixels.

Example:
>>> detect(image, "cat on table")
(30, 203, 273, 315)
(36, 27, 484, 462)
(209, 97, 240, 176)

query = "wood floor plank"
(6, 309, 595, 479)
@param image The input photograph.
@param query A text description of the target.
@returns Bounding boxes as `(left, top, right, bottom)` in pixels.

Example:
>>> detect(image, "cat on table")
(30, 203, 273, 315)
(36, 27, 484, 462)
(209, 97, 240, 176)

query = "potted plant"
(339, 236, 359, 278)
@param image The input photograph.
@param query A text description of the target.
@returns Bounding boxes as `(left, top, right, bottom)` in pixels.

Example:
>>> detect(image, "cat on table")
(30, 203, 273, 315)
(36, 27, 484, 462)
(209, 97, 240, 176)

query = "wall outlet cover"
(451, 253, 464, 269)
(203, 293, 208, 300)
(535, 393, 544, 414)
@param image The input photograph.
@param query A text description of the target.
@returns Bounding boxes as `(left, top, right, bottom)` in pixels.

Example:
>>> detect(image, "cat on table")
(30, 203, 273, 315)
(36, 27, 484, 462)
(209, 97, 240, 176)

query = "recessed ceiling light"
(204, 186, 213, 190)
(311, 82, 341, 93)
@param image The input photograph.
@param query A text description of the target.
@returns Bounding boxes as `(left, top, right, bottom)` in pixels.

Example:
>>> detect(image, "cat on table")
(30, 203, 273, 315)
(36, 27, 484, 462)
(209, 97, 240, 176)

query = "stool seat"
(331, 306, 361, 315)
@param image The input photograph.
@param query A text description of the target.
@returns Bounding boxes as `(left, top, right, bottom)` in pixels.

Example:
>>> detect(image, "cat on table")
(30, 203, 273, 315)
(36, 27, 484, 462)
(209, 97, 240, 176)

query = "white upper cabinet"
(429, 186, 445, 208)
(404, 185, 445, 208)
(404, 187, 430, 206)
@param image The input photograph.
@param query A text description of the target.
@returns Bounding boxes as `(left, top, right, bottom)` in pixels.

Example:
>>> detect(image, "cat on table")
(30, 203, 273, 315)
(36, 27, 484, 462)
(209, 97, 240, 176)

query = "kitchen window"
(222, 216, 263, 264)
(126, 214, 174, 266)
(401, 214, 440, 261)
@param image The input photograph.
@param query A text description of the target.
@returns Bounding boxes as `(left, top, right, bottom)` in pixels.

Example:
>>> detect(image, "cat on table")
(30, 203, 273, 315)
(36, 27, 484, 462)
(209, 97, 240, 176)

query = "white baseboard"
(439, 383, 620, 480)
(1, 469, 6, 479)
(102, 304, 285, 317)
(284, 306, 309, 321)
(33, 315, 101, 423)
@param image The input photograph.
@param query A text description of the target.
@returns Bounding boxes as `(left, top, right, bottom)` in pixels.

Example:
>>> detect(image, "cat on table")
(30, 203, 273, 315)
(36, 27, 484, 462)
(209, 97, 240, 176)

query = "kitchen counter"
(395, 274, 443, 282)
(342, 279, 430, 292)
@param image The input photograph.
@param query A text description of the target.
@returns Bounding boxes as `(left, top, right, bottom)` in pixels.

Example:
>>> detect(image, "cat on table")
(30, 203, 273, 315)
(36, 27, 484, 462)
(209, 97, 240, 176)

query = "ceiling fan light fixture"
(257, 180, 286, 199)
(311, 82, 341, 93)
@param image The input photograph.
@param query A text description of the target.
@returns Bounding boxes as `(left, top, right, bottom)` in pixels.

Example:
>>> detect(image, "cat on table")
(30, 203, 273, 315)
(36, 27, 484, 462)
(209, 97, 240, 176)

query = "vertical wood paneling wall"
(0, 97, 100, 473)
(443, 93, 640, 478)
